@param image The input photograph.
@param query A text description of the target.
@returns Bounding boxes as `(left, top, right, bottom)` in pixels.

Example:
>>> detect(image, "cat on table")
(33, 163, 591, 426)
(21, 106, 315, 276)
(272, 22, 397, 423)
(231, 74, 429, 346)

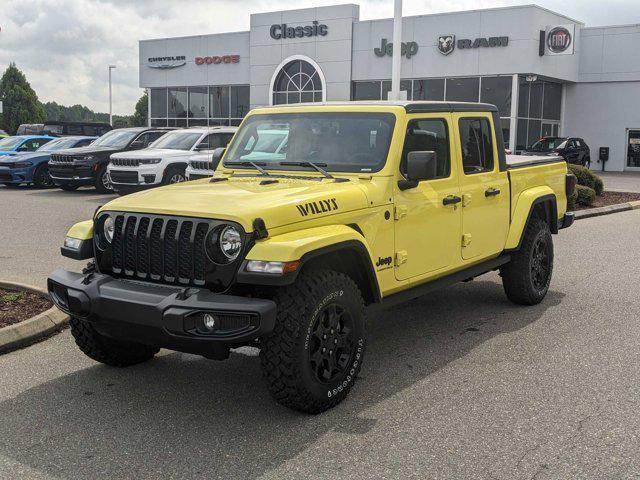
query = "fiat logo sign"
(547, 27, 572, 53)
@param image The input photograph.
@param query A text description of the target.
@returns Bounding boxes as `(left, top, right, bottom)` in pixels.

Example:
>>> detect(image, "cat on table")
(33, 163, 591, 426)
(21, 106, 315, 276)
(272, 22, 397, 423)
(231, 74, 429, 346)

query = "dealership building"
(139, 3, 640, 172)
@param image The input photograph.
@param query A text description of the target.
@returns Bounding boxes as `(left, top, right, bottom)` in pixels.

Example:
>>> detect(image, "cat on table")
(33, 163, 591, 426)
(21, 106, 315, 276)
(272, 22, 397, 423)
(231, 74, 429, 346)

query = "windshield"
(224, 112, 396, 173)
(529, 137, 567, 152)
(91, 130, 138, 148)
(36, 137, 82, 151)
(149, 131, 202, 150)
(0, 137, 25, 151)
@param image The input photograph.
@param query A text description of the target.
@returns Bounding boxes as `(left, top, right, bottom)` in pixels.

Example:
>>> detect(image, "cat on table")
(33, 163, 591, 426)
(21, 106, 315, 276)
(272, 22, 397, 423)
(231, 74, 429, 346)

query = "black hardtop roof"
(261, 100, 499, 113)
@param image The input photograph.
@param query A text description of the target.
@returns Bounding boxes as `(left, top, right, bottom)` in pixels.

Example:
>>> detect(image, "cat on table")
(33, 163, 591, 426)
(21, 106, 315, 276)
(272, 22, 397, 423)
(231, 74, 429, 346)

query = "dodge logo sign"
(547, 26, 572, 53)
(437, 35, 455, 55)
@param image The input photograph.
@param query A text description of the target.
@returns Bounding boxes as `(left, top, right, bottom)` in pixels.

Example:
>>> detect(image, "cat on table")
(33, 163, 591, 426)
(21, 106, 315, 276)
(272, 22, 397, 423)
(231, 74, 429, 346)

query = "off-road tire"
(162, 165, 187, 185)
(69, 317, 159, 367)
(260, 269, 366, 414)
(33, 164, 53, 188)
(94, 165, 113, 193)
(59, 184, 79, 191)
(501, 218, 554, 305)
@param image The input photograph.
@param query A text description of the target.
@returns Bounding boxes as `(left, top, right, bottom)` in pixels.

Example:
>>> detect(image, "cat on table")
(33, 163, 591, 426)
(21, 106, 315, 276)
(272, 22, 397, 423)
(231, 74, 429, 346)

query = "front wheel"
(501, 219, 554, 305)
(94, 165, 113, 193)
(162, 165, 187, 185)
(33, 164, 54, 188)
(260, 269, 366, 414)
(70, 317, 159, 367)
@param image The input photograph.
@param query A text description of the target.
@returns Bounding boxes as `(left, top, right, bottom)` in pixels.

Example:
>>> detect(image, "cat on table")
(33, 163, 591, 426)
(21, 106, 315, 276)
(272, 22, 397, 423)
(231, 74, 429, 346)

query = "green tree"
(132, 91, 148, 127)
(0, 63, 46, 134)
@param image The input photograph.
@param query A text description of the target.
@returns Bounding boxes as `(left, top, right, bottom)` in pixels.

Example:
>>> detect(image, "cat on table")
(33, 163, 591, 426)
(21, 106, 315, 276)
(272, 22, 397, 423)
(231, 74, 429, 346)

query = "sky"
(0, 0, 636, 115)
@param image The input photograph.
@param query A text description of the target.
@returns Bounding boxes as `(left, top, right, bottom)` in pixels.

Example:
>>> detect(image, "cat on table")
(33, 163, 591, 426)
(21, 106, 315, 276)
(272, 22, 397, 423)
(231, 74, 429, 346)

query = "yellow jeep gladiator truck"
(48, 102, 576, 413)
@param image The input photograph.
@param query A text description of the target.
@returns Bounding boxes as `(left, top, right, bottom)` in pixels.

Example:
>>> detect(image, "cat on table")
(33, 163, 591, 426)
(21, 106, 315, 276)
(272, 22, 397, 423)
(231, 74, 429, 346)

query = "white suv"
(108, 126, 237, 194)
(185, 127, 237, 180)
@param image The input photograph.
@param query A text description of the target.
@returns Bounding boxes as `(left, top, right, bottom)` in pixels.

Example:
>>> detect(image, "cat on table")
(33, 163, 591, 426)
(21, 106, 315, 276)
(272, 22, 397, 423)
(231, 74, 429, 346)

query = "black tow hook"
(177, 287, 199, 300)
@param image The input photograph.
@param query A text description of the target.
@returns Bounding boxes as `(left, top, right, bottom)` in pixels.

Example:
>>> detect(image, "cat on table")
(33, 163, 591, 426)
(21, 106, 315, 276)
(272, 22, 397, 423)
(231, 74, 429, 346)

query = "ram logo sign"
(437, 35, 455, 56)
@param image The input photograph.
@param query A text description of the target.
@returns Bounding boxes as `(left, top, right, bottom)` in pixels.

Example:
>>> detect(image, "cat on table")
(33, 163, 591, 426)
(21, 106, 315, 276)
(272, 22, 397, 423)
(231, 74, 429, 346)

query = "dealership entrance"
(627, 130, 640, 170)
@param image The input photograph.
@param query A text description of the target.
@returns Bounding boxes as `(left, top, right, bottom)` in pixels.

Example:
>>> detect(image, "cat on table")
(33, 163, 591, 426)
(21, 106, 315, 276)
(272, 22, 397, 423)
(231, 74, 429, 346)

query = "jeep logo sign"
(547, 26, 572, 53)
(374, 38, 419, 59)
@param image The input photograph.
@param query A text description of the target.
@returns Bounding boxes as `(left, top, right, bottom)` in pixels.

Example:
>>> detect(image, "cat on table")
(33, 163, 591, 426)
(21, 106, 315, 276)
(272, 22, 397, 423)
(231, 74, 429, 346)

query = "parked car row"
(0, 125, 237, 194)
(522, 136, 591, 167)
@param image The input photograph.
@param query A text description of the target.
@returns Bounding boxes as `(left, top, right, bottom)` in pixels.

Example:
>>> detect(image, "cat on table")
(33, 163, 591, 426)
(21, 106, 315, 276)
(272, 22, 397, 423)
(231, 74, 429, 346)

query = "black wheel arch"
(506, 194, 558, 252)
(237, 240, 381, 305)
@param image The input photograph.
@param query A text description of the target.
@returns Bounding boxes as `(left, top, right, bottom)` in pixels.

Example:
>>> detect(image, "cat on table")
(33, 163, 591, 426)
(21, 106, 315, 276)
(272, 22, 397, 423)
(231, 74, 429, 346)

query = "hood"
(0, 151, 47, 162)
(113, 148, 194, 159)
(54, 145, 118, 156)
(101, 175, 374, 231)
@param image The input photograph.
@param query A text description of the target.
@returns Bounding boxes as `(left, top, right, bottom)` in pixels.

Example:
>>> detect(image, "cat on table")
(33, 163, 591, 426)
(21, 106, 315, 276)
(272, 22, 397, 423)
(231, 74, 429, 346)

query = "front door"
(394, 115, 462, 281)
(454, 114, 510, 261)
(627, 130, 640, 169)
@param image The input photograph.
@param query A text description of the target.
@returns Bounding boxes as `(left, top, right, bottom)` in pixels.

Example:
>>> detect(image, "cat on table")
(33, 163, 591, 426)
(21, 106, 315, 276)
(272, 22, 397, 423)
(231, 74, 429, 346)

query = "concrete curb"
(0, 281, 69, 354)
(574, 200, 640, 220)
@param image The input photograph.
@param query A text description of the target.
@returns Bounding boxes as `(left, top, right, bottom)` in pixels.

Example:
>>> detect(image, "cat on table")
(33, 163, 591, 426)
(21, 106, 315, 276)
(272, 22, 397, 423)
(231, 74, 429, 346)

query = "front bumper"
(559, 212, 575, 229)
(48, 269, 277, 359)
(49, 164, 95, 186)
(0, 166, 31, 184)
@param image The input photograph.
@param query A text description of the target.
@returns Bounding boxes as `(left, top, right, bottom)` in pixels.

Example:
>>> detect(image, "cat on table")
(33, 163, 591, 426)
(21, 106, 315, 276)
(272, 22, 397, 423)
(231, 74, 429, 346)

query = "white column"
(509, 74, 519, 151)
(146, 88, 151, 127)
(390, 0, 403, 100)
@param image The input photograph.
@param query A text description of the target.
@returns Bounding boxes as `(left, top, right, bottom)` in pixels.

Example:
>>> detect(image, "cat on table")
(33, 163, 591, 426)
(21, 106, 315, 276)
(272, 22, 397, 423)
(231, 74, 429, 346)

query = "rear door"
(454, 114, 510, 261)
(394, 115, 462, 281)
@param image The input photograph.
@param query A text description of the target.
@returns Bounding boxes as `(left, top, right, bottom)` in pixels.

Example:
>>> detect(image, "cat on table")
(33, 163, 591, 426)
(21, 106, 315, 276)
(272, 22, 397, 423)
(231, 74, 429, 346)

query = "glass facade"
(150, 85, 250, 127)
(352, 76, 513, 147)
(516, 77, 562, 151)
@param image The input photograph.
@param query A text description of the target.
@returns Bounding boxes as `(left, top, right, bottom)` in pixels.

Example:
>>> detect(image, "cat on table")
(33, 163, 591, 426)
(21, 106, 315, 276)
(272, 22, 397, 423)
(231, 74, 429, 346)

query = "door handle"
(443, 195, 462, 206)
(485, 187, 501, 197)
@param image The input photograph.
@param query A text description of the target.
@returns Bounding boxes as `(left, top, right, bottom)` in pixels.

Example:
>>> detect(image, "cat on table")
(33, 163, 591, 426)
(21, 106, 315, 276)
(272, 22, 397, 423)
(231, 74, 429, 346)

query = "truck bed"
(506, 154, 564, 169)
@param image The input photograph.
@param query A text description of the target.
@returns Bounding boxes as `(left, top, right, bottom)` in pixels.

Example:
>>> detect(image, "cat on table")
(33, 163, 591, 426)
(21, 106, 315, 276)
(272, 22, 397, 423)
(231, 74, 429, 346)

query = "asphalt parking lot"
(1, 185, 640, 479)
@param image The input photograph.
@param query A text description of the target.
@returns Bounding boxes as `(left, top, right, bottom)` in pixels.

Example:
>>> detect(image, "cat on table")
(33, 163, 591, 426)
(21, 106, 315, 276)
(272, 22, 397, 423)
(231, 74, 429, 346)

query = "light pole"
(389, 0, 403, 100)
(108, 65, 116, 126)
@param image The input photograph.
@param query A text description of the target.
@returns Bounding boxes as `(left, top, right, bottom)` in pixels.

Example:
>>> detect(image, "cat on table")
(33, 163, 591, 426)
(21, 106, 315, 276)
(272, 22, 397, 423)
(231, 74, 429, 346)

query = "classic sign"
(374, 38, 419, 59)
(270, 21, 328, 40)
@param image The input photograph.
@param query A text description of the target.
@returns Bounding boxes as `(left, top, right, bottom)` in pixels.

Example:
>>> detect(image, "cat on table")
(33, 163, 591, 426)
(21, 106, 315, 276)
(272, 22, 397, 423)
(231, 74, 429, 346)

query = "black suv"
(523, 136, 591, 167)
(49, 127, 173, 193)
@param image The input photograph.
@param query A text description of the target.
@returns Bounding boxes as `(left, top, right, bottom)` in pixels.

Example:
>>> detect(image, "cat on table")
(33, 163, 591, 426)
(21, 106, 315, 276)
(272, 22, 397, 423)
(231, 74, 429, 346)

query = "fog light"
(203, 313, 217, 331)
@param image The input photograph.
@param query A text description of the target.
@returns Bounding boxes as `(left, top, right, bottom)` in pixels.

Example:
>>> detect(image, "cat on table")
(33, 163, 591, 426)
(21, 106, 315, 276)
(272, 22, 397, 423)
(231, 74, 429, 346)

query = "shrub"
(567, 164, 604, 196)
(576, 185, 596, 206)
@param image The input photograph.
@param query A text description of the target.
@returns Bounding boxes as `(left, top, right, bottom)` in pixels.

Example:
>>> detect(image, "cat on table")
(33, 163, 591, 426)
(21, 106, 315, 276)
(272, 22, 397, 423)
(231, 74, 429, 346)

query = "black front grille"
(189, 160, 213, 171)
(50, 154, 76, 164)
(111, 158, 141, 167)
(0, 163, 15, 169)
(108, 213, 215, 286)
(0, 173, 12, 181)
(110, 170, 139, 184)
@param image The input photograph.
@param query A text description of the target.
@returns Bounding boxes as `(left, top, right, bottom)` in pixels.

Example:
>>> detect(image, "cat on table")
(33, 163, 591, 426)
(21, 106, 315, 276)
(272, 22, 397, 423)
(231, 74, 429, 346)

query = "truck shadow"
(0, 279, 563, 479)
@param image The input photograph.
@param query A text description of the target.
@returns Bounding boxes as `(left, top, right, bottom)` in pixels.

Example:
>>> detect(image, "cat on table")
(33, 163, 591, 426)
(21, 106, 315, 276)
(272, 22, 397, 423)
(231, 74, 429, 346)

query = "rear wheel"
(33, 164, 54, 188)
(162, 165, 186, 185)
(94, 165, 113, 193)
(70, 317, 159, 367)
(260, 269, 366, 414)
(501, 219, 553, 305)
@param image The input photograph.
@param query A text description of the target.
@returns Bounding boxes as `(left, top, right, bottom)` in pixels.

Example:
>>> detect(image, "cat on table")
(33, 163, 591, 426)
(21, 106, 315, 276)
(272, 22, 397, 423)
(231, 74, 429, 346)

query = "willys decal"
(296, 198, 338, 217)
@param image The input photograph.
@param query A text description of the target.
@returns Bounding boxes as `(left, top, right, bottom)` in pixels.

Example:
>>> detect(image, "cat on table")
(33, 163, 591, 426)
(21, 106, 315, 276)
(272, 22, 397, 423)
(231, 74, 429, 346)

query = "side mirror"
(211, 147, 225, 169)
(398, 151, 437, 190)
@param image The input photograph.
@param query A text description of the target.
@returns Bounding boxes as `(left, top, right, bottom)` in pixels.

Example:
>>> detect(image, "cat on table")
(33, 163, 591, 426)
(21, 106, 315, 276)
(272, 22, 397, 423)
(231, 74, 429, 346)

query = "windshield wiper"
(225, 161, 272, 176)
(278, 161, 335, 180)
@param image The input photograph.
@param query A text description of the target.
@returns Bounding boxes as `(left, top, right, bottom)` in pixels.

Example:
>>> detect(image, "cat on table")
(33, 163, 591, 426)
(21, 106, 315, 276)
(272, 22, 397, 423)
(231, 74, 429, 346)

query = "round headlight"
(103, 215, 115, 243)
(219, 226, 242, 260)
(206, 225, 242, 263)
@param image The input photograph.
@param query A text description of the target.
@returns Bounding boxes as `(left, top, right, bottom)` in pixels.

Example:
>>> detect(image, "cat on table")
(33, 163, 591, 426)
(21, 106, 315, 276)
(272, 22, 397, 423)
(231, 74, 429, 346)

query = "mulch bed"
(571, 191, 640, 211)
(0, 289, 52, 328)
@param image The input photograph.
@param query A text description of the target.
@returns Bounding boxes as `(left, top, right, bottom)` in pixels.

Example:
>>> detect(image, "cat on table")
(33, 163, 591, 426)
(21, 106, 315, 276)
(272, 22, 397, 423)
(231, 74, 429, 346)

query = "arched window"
(272, 59, 324, 105)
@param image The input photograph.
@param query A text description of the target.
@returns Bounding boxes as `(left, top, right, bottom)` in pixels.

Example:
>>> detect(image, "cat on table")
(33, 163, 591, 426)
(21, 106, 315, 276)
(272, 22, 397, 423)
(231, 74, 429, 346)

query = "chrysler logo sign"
(147, 56, 186, 69)
(547, 26, 572, 53)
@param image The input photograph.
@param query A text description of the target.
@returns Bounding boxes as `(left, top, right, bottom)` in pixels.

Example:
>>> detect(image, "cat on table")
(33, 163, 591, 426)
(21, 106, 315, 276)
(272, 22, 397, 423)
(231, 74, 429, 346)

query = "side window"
(196, 133, 222, 150)
(220, 133, 234, 147)
(400, 119, 450, 179)
(76, 138, 93, 147)
(458, 117, 494, 174)
(146, 131, 165, 144)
